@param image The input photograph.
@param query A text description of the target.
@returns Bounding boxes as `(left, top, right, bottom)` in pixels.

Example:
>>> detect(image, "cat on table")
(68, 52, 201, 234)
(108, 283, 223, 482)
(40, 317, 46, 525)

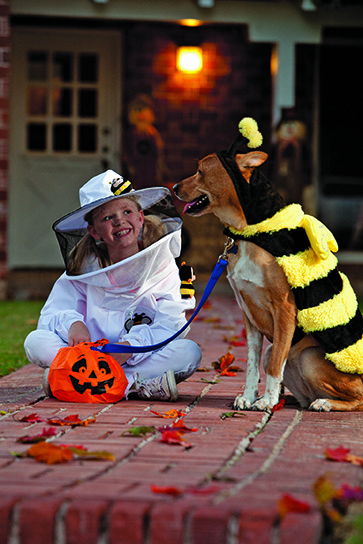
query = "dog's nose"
(173, 183, 179, 196)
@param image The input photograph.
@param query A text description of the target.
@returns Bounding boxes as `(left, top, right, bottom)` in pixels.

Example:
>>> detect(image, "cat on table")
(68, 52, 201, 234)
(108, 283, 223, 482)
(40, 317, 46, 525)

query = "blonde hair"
(67, 196, 166, 275)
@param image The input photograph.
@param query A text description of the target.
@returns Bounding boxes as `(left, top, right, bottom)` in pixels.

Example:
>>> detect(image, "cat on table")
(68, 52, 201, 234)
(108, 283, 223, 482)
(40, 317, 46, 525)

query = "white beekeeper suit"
(24, 170, 202, 397)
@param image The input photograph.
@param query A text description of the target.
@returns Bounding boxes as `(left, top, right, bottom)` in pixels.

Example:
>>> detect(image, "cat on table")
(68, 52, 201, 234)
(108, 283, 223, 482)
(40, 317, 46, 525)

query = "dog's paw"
(309, 398, 332, 412)
(233, 394, 254, 411)
(252, 396, 274, 413)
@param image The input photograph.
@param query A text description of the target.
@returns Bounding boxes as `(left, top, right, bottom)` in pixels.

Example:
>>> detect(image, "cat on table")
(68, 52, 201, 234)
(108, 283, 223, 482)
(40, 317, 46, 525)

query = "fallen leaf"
(158, 419, 198, 433)
(203, 316, 221, 323)
(150, 409, 186, 419)
(17, 427, 58, 444)
(345, 454, 363, 467)
(18, 413, 45, 423)
(150, 484, 220, 496)
(19, 442, 115, 464)
(325, 446, 351, 462)
(159, 429, 193, 449)
(272, 399, 285, 413)
(200, 377, 222, 384)
(219, 350, 235, 370)
(278, 493, 310, 519)
(339, 484, 363, 502)
(220, 411, 247, 420)
(313, 475, 343, 523)
(313, 475, 338, 506)
(150, 484, 184, 496)
(211, 350, 242, 376)
(69, 447, 115, 461)
(121, 426, 156, 437)
(46, 414, 96, 427)
(25, 442, 74, 464)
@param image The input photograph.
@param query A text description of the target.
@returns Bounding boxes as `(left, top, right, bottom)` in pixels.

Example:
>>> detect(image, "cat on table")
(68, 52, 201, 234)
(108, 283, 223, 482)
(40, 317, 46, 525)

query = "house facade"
(1, 0, 363, 298)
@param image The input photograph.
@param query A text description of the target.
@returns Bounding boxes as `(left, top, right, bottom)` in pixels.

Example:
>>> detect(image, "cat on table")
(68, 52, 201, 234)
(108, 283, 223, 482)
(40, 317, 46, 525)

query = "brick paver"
(1, 289, 362, 543)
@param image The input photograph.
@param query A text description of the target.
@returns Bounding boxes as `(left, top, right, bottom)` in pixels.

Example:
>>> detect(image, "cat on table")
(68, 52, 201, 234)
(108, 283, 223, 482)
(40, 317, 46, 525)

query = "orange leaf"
(150, 485, 184, 496)
(345, 453, 363, 467)
(25, 442, 73, 464)
(325, 446, 350, 462)
(219, 350, 235, 370)
(46, 414, 96, 427)
(278, 493, 310, 519)
(150, 409, 186, 419)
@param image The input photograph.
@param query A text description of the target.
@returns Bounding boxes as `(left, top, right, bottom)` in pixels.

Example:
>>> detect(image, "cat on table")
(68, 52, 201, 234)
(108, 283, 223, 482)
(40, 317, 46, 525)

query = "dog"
(174, 149, 363, 412)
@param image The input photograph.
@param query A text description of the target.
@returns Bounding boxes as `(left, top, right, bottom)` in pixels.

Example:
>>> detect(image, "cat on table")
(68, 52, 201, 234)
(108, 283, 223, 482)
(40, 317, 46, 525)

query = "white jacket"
(37, 220, 195, 366)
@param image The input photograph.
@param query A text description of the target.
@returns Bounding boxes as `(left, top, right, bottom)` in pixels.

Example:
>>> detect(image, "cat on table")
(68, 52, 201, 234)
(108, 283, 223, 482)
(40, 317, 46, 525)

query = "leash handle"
(95, 257, 228, 355)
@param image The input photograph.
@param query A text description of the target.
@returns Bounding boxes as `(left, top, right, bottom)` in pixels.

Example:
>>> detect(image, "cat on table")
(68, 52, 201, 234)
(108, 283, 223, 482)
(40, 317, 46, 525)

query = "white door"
(8, 28, 121, 268)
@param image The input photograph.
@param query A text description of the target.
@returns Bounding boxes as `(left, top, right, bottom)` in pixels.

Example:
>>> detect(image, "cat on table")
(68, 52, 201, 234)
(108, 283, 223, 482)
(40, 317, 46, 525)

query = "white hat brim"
(53, 187, 171, 232)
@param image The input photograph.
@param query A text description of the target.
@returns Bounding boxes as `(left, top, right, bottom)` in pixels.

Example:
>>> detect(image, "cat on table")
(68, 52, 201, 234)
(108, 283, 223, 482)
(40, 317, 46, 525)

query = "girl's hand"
(110, 342, 132, 365)
(68, 321, 91, 346)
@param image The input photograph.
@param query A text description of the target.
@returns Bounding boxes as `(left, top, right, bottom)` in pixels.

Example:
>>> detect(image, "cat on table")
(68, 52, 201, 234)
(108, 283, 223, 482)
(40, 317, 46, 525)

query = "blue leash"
(93, 240, 235, 355)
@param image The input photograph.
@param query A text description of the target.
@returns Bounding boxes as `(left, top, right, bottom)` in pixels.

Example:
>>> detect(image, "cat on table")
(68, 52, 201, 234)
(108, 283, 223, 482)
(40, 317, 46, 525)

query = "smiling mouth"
(115, 228, 131, 237)
(183, 194, 210, 216)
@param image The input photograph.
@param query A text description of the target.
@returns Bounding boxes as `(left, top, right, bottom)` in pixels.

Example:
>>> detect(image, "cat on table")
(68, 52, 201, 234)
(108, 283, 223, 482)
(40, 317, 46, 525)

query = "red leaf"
(159, 429, 193, 449)
(158, 419, 198, 434)
(272, 399, 285, 413)
(150, 485, 184, 496)
(278, 493, 311, 519)
(325, 446, 350, 462)
(18, 413, 45, 423)
(17, 426, 58, 444)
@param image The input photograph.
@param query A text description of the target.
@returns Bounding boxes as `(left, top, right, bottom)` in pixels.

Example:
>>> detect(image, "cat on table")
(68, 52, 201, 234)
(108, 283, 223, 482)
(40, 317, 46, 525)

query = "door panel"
(9, 28, 121, 267)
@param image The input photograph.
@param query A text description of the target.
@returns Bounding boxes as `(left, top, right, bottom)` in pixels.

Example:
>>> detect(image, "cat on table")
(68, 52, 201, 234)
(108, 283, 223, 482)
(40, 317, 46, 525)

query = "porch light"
(176, 47, 203, 74)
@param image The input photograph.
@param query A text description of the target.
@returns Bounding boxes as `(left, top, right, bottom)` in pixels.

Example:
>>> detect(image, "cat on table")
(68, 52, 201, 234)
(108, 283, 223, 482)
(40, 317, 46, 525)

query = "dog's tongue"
(183, 200, 198, 215)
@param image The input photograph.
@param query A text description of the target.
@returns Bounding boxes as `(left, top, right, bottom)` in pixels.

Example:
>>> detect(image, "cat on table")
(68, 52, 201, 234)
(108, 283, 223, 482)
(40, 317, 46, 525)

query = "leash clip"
(218, 236, 235, 263)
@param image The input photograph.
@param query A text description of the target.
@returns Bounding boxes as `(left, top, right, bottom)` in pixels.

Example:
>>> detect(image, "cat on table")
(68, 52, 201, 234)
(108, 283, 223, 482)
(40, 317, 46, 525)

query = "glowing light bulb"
(177, 47, 203, 74)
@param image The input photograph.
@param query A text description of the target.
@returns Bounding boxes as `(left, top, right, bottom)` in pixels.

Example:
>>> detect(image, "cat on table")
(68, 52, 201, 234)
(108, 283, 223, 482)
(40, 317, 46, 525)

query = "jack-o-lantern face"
(48, 339, 127, 403)
(69, 354, 115, 395)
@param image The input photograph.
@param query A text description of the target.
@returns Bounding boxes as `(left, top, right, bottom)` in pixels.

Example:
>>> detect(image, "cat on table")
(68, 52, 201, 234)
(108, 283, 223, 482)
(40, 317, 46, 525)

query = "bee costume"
(219, 118, 363, 375)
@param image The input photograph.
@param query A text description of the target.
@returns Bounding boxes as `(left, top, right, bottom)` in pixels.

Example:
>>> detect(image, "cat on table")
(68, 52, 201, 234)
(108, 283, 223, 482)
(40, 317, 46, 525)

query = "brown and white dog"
(174, 151, 363, 412)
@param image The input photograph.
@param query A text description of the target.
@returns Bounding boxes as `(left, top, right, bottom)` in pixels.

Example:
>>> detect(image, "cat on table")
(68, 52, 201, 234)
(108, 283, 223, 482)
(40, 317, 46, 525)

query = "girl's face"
(88, 198, 144, 262)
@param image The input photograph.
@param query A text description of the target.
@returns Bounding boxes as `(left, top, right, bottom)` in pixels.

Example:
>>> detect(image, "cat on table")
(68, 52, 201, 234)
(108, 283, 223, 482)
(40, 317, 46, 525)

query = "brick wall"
(122, 22, 273, 274)
(0, 0, 8, 299)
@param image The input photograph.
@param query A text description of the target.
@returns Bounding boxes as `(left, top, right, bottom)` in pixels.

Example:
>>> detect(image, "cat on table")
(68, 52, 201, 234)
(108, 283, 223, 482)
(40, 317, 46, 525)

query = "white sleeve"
(37, 273, 87, 343)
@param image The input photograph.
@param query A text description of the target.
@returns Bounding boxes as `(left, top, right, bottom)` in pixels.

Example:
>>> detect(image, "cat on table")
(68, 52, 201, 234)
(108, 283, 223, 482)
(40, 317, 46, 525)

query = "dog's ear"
(235, 152, 268, 182)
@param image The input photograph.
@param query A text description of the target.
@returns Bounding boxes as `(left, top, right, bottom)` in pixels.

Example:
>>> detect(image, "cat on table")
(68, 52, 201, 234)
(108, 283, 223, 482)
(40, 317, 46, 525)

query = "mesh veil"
(53, 189, 182, 273)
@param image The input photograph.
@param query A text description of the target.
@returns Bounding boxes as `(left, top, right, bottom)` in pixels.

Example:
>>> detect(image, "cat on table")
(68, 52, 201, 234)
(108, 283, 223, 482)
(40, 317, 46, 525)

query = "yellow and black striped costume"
(225, 203, 363, 374)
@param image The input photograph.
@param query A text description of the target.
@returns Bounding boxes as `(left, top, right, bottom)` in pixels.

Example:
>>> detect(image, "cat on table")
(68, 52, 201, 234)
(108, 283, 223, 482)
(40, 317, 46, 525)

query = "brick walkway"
(1, 289, 362, 543)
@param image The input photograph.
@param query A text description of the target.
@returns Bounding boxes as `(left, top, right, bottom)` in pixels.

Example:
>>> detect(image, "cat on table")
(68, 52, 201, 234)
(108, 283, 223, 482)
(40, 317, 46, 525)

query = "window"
(25, 50, 99, 154)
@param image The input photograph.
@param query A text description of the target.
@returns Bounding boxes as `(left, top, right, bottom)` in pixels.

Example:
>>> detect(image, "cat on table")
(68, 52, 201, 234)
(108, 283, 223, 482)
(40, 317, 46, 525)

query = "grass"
(0, 300, 44, 378)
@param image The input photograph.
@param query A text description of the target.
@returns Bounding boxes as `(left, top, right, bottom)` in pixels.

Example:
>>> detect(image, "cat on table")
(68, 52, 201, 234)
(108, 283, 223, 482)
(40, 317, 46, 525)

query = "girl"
(24, 170, 202, 401)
